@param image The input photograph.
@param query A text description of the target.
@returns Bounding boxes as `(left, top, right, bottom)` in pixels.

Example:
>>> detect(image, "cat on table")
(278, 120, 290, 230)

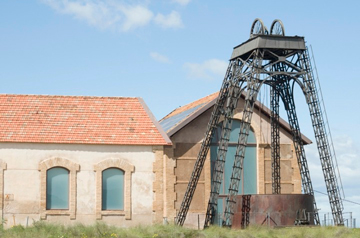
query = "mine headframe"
(175, 18, 344, 228)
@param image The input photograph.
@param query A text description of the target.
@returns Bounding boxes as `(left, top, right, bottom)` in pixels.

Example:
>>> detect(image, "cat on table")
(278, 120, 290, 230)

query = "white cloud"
(119, 5, 153, 31)
(154, 11, 183, 29)
(304, 134, 360, 225)
(172, 0, 191, 6)
(150, 52, 170, 64)
(184, 59, 228, 81)
(41, 0, 184, 31)
(42, 0, 121, 29)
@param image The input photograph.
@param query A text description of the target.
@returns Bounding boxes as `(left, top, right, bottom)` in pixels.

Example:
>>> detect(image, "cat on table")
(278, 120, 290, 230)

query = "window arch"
(46, 167, 69, 209)
(39, 158, 79, 220)
(102, 168, 124, 210)
(94, 158, 134, 220)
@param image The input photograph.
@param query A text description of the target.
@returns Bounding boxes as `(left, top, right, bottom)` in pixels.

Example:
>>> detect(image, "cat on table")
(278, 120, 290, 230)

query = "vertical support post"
(222, 56, 263, 226)
(279, 80, 320, 225)
(271, 86, 281, 194)
(204, 67, 244, 227)
(175, 62, 235, 226)
(300, 49, 344, 225)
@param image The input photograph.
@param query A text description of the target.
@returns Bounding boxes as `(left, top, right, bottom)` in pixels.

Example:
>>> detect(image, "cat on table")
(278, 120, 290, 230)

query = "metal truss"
(278, 79, 320, 225)
(175, 61, 235, 226)
(300, 49, 344, 225)
(222, 72, 262, 227)
(270, 85, 281, 194)
(241, 195, 251, 228)
(176, 20, 344, 227)
(204, 51, 261, 227)
(203, 82, 242, 227)
(218, 51, 264, 227)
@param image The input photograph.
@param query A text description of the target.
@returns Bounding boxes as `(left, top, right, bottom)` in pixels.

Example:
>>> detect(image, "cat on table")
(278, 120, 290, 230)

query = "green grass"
(0, 222, 359, 238)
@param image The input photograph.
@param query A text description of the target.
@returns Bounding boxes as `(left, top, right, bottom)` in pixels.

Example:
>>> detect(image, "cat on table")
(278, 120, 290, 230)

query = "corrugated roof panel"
(160, 104, 204, 132)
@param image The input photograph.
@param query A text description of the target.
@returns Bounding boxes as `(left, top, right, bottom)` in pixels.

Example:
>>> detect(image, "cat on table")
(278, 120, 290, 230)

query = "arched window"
(210, 120, 257, 224)
(102, 168, 124, 210)
(46, 167, 69, 210)
(39, 158, 79, 220)
(94, 158, 134, 220)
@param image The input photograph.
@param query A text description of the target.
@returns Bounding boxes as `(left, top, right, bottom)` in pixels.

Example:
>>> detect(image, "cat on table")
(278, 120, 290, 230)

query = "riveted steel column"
(223, 51, 264, 227)
(175, 62, 235, 226)
(271, 86, 281, 194)
(280, 80, 320, 225)
(300, 49, 344, 226)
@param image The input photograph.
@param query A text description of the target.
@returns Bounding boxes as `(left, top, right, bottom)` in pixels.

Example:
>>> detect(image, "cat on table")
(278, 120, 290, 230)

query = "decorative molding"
(38, 157, 80, 220)
(94, 158, 135, 220)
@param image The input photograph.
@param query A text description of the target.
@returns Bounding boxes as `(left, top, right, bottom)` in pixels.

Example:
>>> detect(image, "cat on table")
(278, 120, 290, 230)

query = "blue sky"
(1, 0, 360, 227)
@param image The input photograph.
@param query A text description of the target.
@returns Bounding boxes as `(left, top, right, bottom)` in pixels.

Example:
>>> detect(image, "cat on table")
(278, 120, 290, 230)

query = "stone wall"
(0, 142, 158, 228)
(165, 105, 303, 228)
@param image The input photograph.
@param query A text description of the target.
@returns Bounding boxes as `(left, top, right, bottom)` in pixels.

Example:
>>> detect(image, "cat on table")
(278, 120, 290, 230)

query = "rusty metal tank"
(232, 194, 315, 228)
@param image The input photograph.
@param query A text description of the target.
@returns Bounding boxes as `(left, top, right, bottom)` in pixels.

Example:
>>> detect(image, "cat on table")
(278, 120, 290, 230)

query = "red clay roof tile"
(162, 92, 219, 120)
(0, 94, 171, 145)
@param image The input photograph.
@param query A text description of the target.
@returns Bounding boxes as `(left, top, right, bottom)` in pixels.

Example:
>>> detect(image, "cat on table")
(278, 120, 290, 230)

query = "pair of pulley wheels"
(250, 18, 285, 37)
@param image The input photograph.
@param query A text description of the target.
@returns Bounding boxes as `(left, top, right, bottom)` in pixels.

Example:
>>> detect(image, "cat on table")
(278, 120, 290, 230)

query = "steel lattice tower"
(175, 19, 344, 228)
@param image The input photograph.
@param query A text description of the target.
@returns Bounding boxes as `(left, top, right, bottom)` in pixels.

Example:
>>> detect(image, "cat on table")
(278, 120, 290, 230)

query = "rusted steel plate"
(232, 194, 314, 228)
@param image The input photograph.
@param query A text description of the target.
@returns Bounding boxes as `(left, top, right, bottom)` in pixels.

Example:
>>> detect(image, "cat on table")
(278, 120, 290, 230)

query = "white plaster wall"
(0, 142, 156, 228)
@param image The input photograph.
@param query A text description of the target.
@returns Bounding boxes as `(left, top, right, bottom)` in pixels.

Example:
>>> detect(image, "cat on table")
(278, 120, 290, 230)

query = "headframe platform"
(176, 18, 344, 228)
(231, 35, 306, 60)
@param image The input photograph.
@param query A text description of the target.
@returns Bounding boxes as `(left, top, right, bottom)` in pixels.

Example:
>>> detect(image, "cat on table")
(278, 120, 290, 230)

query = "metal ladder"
(300, 48, 344, 225)
(175, 61, 236, 226)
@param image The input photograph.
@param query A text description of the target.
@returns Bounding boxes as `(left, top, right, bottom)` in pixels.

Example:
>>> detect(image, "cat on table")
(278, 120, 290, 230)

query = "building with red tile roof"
(0, 92, 311, 229)
(0, 94, 171, 228)
(0, 94, 171, 145)
(159, 92, 309, 228)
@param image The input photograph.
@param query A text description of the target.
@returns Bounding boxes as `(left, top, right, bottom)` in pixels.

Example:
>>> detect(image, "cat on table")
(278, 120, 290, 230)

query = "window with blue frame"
(46, 167, 69, 210)
(210, 120, 257, 224)
(102, 168, 124, 210)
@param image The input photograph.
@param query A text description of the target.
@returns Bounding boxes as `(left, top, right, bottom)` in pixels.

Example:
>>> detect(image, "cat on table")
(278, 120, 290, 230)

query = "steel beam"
(271, 86, 281, 194)
(300, 50, 344, 225)
(223, 52, 264, 227)
(279, 80, 320, 225)
(175, 62, 235, 226)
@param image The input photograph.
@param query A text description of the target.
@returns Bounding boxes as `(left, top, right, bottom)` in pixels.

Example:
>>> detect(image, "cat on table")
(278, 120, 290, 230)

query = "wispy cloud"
(172, 0, 191, 6)
(306, 135, 360, 191)
(41, 0, 185, 32)
(120, 5, 153, 31)
(150, 52, 171, 64)
(184, 59, 228, 80)
(154, 11, 183, 29)
(305, 134, 360, 220)
(42, 0, 121, 29)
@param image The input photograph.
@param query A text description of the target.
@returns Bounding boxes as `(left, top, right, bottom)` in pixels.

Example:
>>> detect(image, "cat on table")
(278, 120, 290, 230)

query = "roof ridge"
(161, 91, 219, 121)
(0, 94, 138, 99)
(160, 91, 312, 144)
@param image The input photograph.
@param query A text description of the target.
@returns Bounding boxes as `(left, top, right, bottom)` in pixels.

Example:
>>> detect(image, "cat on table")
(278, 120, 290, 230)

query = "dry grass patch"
(0, 222, 359, 238)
